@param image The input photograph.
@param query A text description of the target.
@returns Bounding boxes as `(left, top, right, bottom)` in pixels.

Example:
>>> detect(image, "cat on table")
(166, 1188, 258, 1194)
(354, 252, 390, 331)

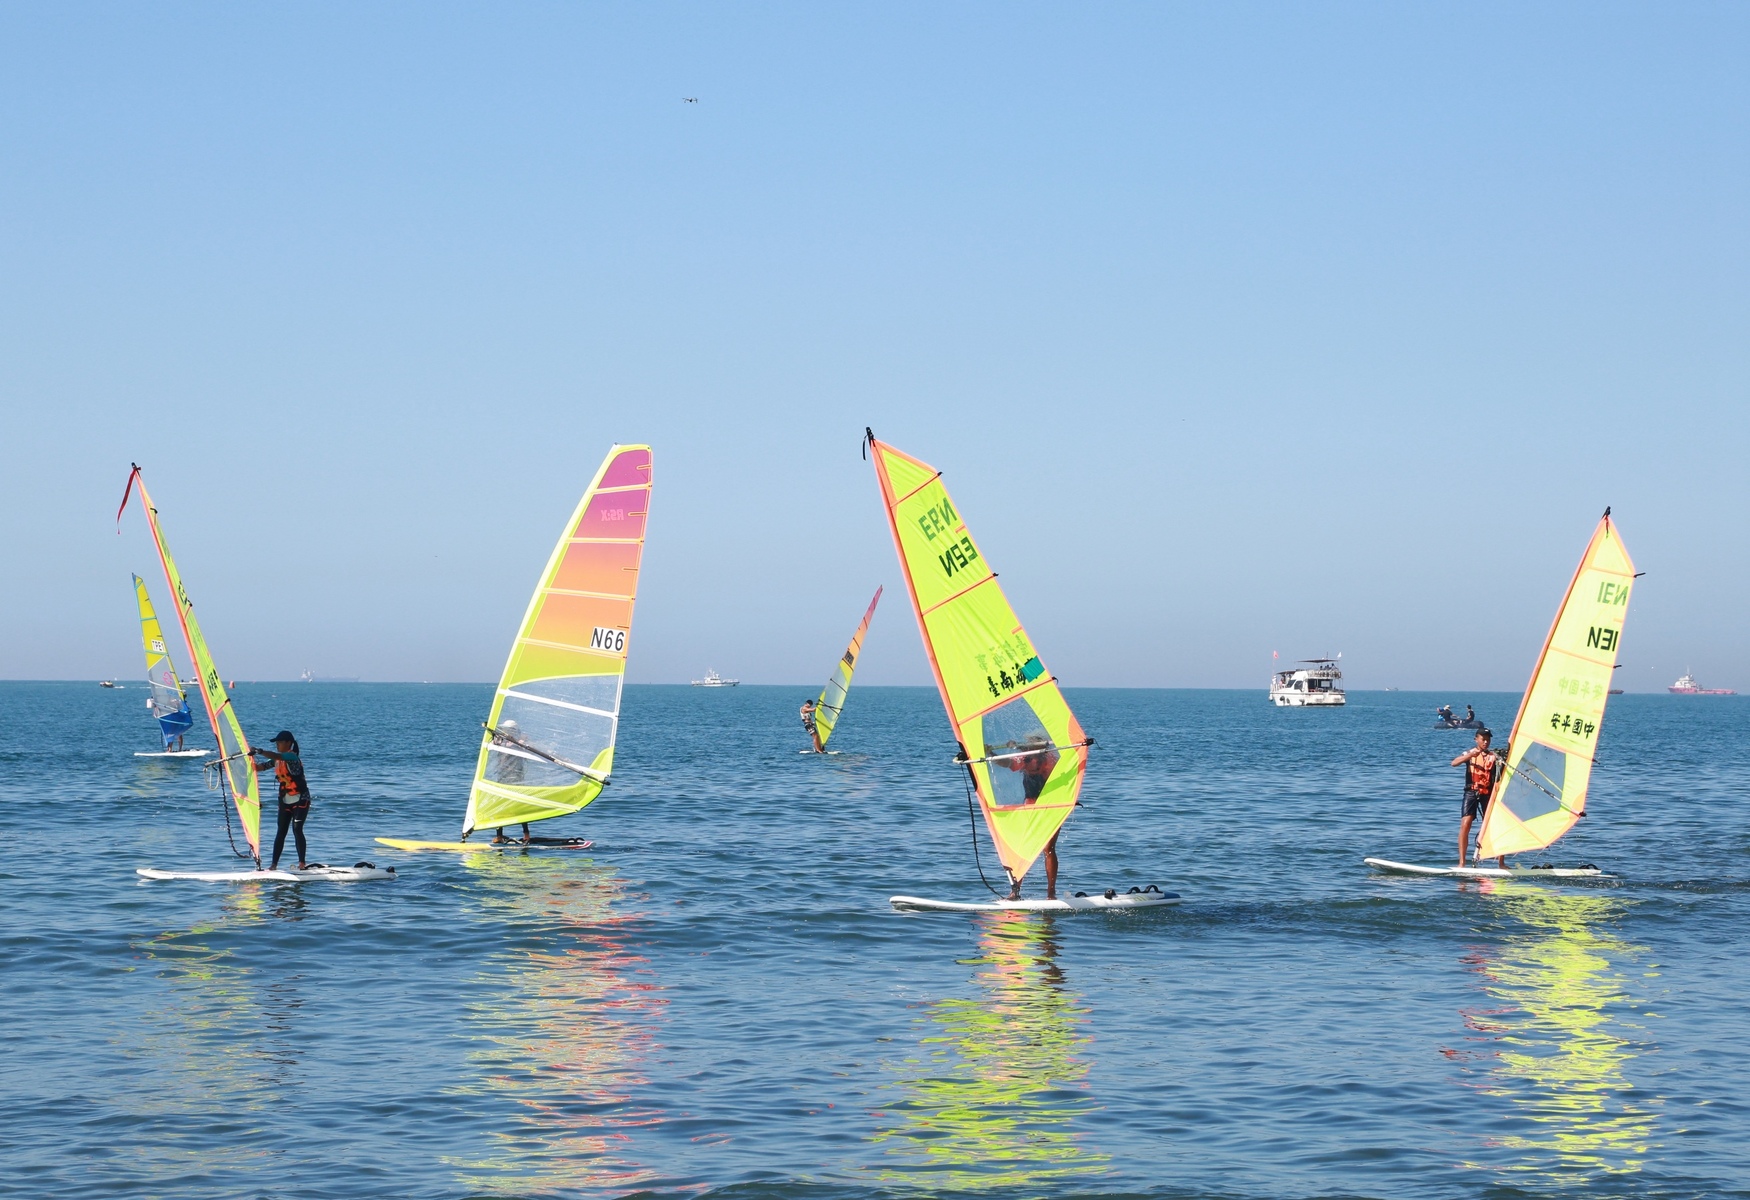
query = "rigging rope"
(204, 759, 253, 859)
(961, 760, 1009, 898)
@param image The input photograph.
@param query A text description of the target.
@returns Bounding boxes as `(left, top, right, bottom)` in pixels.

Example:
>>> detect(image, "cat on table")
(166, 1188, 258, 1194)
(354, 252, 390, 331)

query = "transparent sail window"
(494, 693, 615, 779)
(980, 695, 1061, 810)
(1499, 740, 1569, 824)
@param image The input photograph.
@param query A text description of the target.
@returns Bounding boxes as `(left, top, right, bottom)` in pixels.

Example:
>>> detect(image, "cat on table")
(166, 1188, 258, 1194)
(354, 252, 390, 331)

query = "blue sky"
(2, 2, 1745, 689)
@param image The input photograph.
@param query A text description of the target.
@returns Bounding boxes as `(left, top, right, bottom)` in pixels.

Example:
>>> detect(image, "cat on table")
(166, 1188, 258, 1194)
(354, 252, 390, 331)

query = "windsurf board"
(134, 749, 208, 758)
(1364, 857, 1608, 879)
(891, 888, 1181, 913)
(138, 863, 397, 883)
(375, 837, 593, 853)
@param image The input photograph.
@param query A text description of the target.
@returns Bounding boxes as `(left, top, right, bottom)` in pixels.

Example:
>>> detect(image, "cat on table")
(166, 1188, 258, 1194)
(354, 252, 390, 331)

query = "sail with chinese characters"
(1479, 511, 1635, 859)
(463, 445, 652, 837)
(119, 466, 260, 860)
(867, 433, 1087, 886)
(133, 573, 195, 748)
(812, 587, 882, 750)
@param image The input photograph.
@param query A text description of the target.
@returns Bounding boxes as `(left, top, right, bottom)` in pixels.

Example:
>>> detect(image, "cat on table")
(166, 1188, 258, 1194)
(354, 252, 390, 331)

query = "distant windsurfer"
(799, 698, 822, 753)
(993, 735, 1062, 900)
(488, 719, 531, 844)
(1450, 728, 1504, 868)
(252, 730, 311, 871)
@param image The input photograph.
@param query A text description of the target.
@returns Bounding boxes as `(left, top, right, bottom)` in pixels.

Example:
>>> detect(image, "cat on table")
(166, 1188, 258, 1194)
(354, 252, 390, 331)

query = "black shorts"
(1461, 789, 1489, 820)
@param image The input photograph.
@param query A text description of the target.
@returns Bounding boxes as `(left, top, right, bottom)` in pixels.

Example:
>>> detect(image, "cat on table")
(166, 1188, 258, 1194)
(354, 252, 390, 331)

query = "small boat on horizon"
(692, 669, 739, 687)
(1669, 672, 1735, 695)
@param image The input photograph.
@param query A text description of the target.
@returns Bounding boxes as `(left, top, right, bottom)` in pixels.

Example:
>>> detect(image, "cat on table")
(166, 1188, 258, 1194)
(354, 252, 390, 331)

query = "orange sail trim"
(868, 434, 1088, 884)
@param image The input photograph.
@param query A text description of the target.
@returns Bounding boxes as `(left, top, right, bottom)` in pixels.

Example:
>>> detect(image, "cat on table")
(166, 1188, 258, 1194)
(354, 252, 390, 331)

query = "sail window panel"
(496, 694, 615, 776)
(978, 695, 1065, 809)
(552, 541, 643, 598)
(483, 747, 579, 790)
(527, 594, 634, 654)
(1499, 741, 1569, 825)
(573, 490, 648, 540)
(598, 448, 653, 489)
(512, 674, 621, 715)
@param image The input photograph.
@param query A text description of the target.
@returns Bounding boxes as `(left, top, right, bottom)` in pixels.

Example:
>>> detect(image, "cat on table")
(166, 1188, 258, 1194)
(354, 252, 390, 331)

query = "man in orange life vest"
(1450, 728, 1504, 869)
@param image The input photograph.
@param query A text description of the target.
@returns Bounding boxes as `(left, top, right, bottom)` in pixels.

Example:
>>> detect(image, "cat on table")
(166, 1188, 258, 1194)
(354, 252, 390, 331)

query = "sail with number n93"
(812, 587, 882, 751)
(867, 433, 1087, 886)
(118, 466, 261, 860)
(133, 573, 195, 748)
(1479, 510, 1635, 860)
(463, 445, 652, 837)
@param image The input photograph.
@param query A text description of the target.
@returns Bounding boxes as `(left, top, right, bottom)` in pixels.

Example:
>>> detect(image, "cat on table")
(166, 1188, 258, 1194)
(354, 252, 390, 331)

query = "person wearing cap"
(799, 698, 822, 753)
(252, 731, 312, 871)
(1450, 727, 1504, 868)
(487, 719, 531, 844)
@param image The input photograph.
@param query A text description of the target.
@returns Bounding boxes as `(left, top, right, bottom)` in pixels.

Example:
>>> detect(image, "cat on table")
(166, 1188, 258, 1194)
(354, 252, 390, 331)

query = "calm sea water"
(2, 682, 1746, 1200)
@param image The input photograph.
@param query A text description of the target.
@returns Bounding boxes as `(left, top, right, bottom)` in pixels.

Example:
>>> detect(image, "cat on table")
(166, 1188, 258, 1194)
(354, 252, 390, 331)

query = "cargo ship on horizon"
(1669, 672, 1735, 695)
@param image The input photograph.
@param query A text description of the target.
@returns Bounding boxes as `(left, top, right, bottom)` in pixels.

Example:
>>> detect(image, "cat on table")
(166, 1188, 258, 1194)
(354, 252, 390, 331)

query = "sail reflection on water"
(1455, 884, 1656, 1180)
(872, 913, 1109, 1188)
(451, 853, 666, 1194)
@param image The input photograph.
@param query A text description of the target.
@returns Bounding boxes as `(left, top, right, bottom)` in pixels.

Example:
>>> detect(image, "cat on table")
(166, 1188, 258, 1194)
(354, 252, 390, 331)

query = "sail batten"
(463, 445, 652, 836)
(1478, 511, 1635, 860)
(812, 587, 882, 750)
(868, 435, 1086, 884)
(122, 468, 260, 860)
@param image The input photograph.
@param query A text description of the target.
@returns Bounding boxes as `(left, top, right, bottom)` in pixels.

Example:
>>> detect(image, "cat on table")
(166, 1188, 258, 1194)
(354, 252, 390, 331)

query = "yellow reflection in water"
(451, 852, 666, 1194)
(872, 912, 1110, 1189)
(1455, 882, 1656, 1180)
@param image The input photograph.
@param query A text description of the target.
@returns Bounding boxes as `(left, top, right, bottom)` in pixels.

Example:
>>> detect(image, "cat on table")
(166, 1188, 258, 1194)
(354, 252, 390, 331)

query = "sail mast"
(119, 466, 261, 861)
(463, 445, 653, 837)
(866, 432, 1088, 886)
(1478, 510, 1635, 859)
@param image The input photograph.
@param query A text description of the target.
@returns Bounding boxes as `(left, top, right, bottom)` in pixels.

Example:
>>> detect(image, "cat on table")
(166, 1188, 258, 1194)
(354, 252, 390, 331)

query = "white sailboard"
(891, 888, 1181, 913)
(138, 863, 397, 883)
(1363, 858, 1607, 880)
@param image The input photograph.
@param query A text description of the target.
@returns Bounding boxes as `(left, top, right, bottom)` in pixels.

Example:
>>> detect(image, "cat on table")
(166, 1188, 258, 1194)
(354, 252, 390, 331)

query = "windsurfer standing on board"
(488, 719, 532, 844)
(251, 730, 311, 871)
(1450, 728, 1504, 868)
(993, 733, 1062, 900)
(799, 698, 822, 753)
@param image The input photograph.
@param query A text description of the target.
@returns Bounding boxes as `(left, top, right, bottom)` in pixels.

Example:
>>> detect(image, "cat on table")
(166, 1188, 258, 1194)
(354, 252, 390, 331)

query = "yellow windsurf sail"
(812, 586, 882, 751)
(119, 466, 260, 859)
(1479, 510, 1635, 860)
(463, 445, 652, 837)
(133, 573, 196, 748)
(867, 432, 1088, 887)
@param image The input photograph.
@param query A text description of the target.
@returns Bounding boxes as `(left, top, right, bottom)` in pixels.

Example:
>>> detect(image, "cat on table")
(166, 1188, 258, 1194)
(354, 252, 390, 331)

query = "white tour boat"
(691, 668, 739, 687)
(1269, 657, 1345, 706)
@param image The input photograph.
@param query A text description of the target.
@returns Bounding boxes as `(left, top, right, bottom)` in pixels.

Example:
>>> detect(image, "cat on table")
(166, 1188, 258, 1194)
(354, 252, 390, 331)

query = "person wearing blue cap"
(252, 730, 312, 870)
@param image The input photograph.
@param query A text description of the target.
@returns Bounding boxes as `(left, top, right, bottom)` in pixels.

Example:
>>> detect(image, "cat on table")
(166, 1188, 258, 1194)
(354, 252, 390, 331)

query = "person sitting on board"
(993, 735, 1063, 900)
(251, 730, 312, 871)
(799, 698, 822, 753)
(487, 719, 531, 845)
(1450, 728, 1504, 869)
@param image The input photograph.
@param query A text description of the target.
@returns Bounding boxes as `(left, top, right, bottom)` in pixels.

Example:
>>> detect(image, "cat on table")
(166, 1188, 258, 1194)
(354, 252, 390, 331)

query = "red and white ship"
(1669, 672, 1736, 695)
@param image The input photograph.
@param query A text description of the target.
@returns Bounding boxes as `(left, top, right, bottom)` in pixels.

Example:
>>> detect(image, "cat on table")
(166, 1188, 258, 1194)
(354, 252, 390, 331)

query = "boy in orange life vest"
(1450, 728, 1503, 869)
(252, 730, 312, 870)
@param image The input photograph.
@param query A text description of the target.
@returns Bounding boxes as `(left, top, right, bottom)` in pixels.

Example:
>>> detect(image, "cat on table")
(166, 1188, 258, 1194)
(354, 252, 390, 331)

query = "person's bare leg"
(1458, 814, 1474, 866)
(1496, 855, 1507, 869)
(1044, 842, 1058, 900)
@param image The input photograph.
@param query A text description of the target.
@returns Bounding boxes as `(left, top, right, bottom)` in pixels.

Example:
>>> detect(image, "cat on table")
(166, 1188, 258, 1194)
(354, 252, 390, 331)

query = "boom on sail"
(118, 466, 261, 862)
(1478, 509, 1636, 860)
(866, 432, 1088, 890)
(133, 573, 195, 748)
(462, 445, 653, 838)
(811, 587, 882, 751)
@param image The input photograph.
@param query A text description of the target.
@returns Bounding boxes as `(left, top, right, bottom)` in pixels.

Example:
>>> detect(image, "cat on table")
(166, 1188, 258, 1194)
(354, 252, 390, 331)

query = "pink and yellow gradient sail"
(118, 466, 261, 860)
(1479, 511, 1635, 860)
(867, 434, 1087, 886)
(463, 445, 652, 837)
(812, 586, 882, 751)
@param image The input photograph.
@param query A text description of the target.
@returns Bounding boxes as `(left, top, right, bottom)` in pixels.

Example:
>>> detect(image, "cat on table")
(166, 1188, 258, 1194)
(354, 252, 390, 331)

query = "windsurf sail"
(1479, 509, 1635, 860)
(866, 432, 1088, 888)
(812, 587, 882, 751)
(463, 445, 653, 837)
(118, 466, 260, 860)
(133, 573, 195, 748)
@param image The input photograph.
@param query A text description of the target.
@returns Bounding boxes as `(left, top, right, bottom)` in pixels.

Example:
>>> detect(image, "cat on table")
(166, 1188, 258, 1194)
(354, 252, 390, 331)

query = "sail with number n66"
(812, 587, 882, 750)
(867, 433, 1087, 886)
(118, 466, 260, 860)
(1479, 510, 1635, 860)
(132, 574, 195, 748)
(463, 445, 652, 837)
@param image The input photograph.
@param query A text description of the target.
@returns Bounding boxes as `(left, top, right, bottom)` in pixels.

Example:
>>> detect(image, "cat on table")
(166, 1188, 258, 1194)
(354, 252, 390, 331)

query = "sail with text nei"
(1478, 510, 1636, 860)
(133, 573, 196, 748)
(118, 466, 261, 861)
(811, 587, 882, 751)
(867, 432, 1089, 889)
(462, 445, 653, 839)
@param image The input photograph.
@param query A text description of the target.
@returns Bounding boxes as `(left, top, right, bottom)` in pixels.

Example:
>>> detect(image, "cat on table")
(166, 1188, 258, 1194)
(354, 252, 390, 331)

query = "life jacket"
(274, 754, 309, 802)
(1467, 754, 1496, 795)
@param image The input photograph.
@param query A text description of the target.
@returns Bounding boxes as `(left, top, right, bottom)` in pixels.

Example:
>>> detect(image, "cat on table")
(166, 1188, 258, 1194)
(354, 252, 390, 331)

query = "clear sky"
(2, 3, 1745, 690)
